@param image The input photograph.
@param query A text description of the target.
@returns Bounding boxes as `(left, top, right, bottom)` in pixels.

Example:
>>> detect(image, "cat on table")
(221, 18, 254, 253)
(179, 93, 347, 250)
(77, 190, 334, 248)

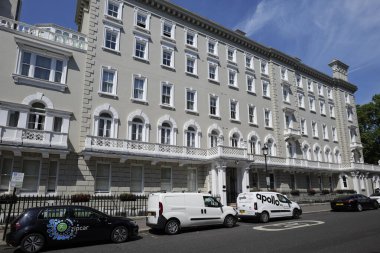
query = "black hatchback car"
(330, 194, 379, 212)
(6, 205, 139, 253)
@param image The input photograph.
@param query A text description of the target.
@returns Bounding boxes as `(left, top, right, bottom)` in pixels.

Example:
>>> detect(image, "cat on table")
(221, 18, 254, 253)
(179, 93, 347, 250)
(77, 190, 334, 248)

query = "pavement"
(0, 202, 331, 246)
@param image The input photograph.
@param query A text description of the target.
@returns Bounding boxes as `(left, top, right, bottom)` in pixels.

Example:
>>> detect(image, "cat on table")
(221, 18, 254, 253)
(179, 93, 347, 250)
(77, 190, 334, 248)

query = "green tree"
(356, 94, 380, 164)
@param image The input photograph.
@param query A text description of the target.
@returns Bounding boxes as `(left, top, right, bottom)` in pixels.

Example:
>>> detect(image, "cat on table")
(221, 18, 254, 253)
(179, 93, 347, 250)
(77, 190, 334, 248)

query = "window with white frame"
(0, 158, 13, 191)
(307, 79, 313, 92)
(245, 54, 253, 69)
(53, 117, 62, 132)
(209, 95, 219, 116)
(186, 54, 197, 75)
(104, 25, 120, 51)
(185, 29, 197, 48)
(131, 118, 144, 141)
(350, 128, 357, 143)
(249, 136, 257, 154)
(186, 89, 197, 112)
(28, 103, 46, 130)
(22, 159, 40, 193)
(160, 122, 172, 145)
(296, 74, 302, 88)
(47, 161, 58, 193)
(345, 93, 350, 104)
(187, 168, 197, 192)
(230, 100, 239, 120)
(134, 8, 150, 30)
(264, 109, 272, 127)
(186, 126, 196, 147)
(161, 167, 172, 192)
(106, 0, 122, 19)
(208, 38, 218, 55)
(97, 113, 112, 137)
(231, 133, 239, 147)
(248, 105, 257, 124)
(301, 118, 307, 135)
(134, 36, 148, 60)
(332, 127, 337, 142)
(312, 121, 318, 138)
(262, 80, 270, 97)
(309, 97, 315, 111)
(298, 93, 305, 108)
(329, 104, 335, 118)
(100, 67, 117, 95)
(284, 113, 293, 129)
(161, 82, 174, 107)
(130, 165, 143, 193)
(347, 107, 353, 121)
(210, 130, 218, 148)
(327, 87, 333, 99)
(322, 124, 328, 140)
(161, 45, 174, 68)
(95, 163, 110, 193)
(162, 20, 175, 40)
(246, 75, 255, 93)
(208, 61, 218, 81)
(227, 47, 236, 62)
(228, 69, 237, 87)
(283, 85, 290, 103)
(318, 83, 324, 96)
(7, 111, 19, 127)
(132, 75, 147, 101)
(17, 50, 67, 84)
(260, 60, 268, 74)
(280, 67, 288, 81)
(320, 100, 326, 115)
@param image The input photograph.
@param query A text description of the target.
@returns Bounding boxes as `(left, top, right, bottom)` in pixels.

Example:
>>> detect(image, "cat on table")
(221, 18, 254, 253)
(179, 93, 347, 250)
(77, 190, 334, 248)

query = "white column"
(351, 171, 360, 193)
(338, 174, 344, 189)
(45, 115, 54, 131)
(241, 167, 250, 193)
(217, 162, 227, 205)
(364, 173, 370, 196)
(0, 109, 9, 125)
(211, 163, 218, 195)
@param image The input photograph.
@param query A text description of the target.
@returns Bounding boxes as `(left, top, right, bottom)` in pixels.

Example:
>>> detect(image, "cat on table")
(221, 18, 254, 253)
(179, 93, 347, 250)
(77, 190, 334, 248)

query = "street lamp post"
(262, 144, 269, 191)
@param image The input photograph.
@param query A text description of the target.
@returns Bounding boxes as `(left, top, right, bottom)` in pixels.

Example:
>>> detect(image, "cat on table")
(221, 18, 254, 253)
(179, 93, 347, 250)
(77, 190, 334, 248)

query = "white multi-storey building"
(0, 0, 379, 204)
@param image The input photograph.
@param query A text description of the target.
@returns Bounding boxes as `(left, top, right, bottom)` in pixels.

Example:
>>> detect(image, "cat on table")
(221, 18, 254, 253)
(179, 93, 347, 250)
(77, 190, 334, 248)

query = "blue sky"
(20, 0, 380, 105)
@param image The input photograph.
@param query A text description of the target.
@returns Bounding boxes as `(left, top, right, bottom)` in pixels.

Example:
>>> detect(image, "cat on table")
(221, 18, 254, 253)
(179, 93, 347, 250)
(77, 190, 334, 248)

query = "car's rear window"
(39, 208, 69, 219)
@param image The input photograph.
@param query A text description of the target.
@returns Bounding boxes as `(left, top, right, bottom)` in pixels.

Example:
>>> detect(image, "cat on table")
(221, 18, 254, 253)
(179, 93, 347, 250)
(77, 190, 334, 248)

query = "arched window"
(334, 149, 341, 164)
(28, 102, 46, 130)
(161, 122, 171, 144)
(249, 136, 257, 154)
(98, 113, 112, 137)
(210, 130, 219, 148)
(267, 139, 275, 156)
(303, 144, 311, 160)
(325, 148, 332, 163)
(314, 146, 321, 161)
(287, 141, 296, 158)
(131, 118, 144, 141)
(186, 126, 196, 147)
(231, 133, 239, 147)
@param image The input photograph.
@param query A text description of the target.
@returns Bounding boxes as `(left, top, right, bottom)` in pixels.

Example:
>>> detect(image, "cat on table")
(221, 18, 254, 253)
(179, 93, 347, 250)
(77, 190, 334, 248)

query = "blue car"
(6, 205, 139, 253)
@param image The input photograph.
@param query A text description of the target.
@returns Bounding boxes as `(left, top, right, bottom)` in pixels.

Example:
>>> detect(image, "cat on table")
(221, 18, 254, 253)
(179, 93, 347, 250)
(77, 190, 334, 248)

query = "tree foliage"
(356, 94, 380, 164)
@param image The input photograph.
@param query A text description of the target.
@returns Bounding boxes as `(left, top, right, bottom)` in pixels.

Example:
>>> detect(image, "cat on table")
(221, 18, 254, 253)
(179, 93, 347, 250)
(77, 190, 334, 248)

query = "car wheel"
(292, 209, 301, 219)
(224, 215, 236, 228)
(111, 226, 128, 243)
(373, 202, 379, 210)
(20, 233, 45, 253)
(356, 203, 363, 212)
(259, 212, 269, 223)
(165, 219, 180, 235)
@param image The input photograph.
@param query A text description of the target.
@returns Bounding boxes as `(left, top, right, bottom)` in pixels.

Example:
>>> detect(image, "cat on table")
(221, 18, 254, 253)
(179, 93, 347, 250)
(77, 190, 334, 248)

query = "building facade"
(0, 0, 379, 204)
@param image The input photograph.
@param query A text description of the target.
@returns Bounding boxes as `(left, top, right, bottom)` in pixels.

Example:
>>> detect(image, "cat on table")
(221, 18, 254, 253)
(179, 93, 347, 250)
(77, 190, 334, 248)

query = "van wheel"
(20, 233, 45, 253)
(111, 226, 128, 243)
(224, 215, 236, 228)
(165, 219, 180, 235)
(292, 209, 301, 219)
(259, 212, 269, 223)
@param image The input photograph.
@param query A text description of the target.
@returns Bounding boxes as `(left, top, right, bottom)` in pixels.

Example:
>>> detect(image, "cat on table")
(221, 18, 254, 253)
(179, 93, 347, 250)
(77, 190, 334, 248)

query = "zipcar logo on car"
(47, 219, 89, 240)
(256, 193, 280, 206)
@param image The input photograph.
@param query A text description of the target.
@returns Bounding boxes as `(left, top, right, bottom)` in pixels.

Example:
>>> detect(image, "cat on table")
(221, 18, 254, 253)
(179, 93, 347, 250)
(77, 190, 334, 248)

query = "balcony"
(0, 16, 87, 50)
(283, 128, 301, 140)
(0, 126, 68, 149)
(82, 136, 380, 172)
(350, 141, 363, 150)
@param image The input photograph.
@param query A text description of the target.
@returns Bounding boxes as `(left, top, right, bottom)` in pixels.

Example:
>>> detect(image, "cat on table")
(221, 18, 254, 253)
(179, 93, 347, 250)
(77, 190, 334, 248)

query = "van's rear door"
(237, 193, 254, 215)
(146, 194, 159, 225)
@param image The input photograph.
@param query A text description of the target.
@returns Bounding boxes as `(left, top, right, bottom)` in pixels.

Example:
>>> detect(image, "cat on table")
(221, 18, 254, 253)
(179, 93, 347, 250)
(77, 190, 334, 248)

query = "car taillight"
(254, 202, 257, 210)
(159, 202, 163, 216)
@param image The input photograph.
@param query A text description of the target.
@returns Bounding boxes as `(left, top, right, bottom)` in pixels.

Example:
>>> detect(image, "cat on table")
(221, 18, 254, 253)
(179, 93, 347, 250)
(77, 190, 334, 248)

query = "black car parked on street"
(6, 205, 139, 253)
(330, 194, 379, 212)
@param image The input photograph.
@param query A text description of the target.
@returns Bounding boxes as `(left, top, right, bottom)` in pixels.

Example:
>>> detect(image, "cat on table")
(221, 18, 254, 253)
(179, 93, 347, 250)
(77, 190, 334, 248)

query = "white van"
(237, 192, 302, 223)
(146, 193, 238, 234)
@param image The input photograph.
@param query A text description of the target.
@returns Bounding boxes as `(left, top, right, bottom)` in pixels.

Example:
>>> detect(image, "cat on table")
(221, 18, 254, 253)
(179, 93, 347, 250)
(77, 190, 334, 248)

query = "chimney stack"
(328, 59, 349, 81)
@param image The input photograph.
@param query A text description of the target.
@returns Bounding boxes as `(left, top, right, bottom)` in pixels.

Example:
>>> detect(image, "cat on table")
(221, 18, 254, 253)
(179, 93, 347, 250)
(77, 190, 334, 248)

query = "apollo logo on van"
(256, 193, 280, 206)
